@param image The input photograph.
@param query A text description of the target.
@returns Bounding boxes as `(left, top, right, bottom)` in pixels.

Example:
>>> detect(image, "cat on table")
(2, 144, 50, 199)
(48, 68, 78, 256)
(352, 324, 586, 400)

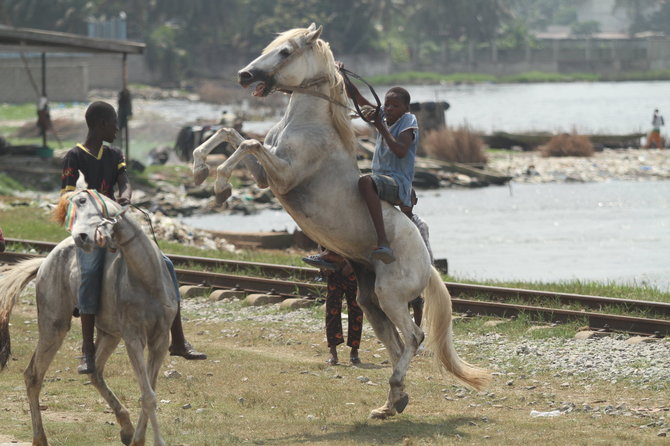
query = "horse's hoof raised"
(394, 393, 409, 413)
(215, 185, 232, 204)
(193, 166, 209, 185)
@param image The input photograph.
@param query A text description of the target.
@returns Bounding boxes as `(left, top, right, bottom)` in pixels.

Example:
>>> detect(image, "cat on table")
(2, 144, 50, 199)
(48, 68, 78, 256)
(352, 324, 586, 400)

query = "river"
(139, 80, 670, 136)
(182, 180, 670, 292)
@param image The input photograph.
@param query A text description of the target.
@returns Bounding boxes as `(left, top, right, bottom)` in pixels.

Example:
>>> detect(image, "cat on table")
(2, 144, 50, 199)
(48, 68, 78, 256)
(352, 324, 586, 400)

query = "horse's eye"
(78, 197, 87, 204)
(279, 47, 291, 57)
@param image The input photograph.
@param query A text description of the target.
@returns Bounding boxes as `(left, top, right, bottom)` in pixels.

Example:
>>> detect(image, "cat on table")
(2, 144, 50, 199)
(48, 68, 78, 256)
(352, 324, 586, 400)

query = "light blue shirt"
(371, 111, 419, 207)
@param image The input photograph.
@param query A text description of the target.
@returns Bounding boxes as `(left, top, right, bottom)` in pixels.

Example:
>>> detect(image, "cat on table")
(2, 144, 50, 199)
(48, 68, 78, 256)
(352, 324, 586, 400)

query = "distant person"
(645, 109, 665, 149)
(61, 101, 206, 374)
(0, 226, 5, 253)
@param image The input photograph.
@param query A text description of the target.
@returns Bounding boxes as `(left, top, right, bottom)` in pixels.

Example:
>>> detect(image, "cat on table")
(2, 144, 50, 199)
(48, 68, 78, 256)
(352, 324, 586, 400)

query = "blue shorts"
(77, 249, 181, 314)
(369, 174, 400, 205)
(76, 247, 106, 314)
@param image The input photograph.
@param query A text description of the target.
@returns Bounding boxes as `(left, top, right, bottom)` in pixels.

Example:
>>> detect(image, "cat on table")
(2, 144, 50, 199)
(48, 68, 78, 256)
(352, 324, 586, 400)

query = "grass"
(0, 292, 667, 445)
(422, 126, 488, 164)
(540, 132, 594, 157)
(1, 197, 668, 444)
(0, 102, 38, 121)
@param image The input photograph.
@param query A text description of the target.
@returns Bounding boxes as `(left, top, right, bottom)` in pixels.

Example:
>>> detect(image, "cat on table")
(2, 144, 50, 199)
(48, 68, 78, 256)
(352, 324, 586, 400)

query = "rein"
(340, 67, 382, 123)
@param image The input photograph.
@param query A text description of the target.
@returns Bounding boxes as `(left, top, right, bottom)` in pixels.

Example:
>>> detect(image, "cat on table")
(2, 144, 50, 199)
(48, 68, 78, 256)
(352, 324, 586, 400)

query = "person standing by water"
(645, 109, 665, 148)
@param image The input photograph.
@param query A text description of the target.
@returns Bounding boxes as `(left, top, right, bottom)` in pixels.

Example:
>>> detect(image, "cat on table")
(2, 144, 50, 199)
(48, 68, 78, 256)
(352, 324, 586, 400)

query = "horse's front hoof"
(394, 393, 409, 413)
(193, 165, 210, 185)
(120, 428, 134, 446)
(369, 406, 395, 420)
(215, 184, 232, 204)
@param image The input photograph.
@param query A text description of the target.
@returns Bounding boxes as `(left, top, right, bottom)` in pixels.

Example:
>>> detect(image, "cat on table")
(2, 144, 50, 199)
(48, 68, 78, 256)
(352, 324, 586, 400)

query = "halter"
(65, 190, 128, 233)
(267, 38, 381, 121)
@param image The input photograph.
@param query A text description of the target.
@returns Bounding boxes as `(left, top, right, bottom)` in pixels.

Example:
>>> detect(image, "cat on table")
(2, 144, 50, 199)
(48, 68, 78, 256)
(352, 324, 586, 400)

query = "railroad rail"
(2, 239, 669, 336)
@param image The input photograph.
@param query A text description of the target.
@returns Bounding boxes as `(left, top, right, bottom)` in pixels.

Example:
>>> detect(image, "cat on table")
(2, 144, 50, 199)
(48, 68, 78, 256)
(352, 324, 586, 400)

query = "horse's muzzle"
(238, 69, 274, 97)
(73, 232, 97, 252)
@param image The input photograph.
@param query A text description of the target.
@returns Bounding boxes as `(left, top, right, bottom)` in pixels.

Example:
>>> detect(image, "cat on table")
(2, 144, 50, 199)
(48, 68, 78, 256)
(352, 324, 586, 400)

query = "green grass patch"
(0, 102, 36, 121)
(0, 173, 26, 195)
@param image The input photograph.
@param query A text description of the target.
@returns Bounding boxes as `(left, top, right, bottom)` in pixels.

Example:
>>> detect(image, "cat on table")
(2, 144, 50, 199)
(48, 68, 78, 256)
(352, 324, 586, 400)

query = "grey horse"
(191, 24, 491, 419)
(0, 190, 178, 446)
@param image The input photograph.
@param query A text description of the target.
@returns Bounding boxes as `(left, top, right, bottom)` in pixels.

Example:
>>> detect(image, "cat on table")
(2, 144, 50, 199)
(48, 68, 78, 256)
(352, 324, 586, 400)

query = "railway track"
(3, 238, 669, 336)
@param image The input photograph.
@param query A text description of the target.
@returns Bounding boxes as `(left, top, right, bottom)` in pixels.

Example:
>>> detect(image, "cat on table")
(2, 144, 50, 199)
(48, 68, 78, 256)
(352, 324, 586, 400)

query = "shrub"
(422, 126, 488, 164)
(539, 132, 594, 157)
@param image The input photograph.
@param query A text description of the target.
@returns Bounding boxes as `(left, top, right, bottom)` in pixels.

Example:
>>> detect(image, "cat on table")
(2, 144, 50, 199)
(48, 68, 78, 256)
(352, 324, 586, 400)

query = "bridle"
(268, 38, 382, 122)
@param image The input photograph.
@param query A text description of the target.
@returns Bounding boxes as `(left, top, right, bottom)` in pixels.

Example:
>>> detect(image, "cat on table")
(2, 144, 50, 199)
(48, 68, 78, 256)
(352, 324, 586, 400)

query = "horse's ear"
(305, 23, 322, 43)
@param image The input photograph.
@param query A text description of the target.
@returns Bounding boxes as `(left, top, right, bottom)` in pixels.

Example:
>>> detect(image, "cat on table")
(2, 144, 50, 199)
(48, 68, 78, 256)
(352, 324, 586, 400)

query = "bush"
(539, 132, 593, 157)
(422, 126, 488, 164)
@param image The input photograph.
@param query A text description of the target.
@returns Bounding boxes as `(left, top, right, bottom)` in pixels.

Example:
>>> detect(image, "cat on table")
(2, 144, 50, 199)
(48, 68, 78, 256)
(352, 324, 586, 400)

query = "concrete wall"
(0, 60, 88, 103)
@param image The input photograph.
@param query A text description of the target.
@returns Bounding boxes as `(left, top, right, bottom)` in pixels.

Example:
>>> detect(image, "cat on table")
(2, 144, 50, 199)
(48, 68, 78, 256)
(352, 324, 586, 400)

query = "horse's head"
(55, 190, 122, 252)
(238, 23, 329, 97)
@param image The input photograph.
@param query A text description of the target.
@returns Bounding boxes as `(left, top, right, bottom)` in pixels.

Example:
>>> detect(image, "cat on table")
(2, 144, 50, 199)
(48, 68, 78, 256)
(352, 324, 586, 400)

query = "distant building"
(575, 0, 661, 34)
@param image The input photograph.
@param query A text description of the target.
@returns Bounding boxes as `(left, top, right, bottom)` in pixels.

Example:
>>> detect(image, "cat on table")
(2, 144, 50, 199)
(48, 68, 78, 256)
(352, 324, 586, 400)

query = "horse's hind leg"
(376, 292, 425, 417)
(192, 128, 246, 185)
(353, 266, 406, 419)
(24, 324, 69, 446)
(89, 331, 135, 445)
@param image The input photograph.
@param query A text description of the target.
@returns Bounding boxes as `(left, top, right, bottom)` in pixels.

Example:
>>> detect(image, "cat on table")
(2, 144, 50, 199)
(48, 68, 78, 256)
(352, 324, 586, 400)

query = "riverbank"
(487, 148, 670, 183)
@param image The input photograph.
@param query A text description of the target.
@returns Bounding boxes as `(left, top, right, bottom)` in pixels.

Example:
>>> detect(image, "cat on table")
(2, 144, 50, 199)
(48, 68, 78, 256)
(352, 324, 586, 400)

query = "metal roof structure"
(0, 24, 144, 54)
(0, 25, 145, 156)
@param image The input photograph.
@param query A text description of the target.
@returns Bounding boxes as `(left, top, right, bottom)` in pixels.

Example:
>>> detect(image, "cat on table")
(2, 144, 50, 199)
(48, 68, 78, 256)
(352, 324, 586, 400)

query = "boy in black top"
(61, 101, 205, 374)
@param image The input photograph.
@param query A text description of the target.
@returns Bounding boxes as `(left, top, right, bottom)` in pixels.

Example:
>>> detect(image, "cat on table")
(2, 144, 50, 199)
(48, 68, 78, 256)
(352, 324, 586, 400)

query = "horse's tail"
(423, 266, 491, 391)
(0, 258, 44, 370)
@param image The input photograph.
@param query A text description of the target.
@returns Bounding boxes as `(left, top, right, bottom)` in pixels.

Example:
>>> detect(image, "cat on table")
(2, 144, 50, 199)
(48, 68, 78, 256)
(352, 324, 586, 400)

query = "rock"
(209, 289, 245, 301)
(625, 336, 658, 345)
(179, 285, 210, 299)
(279, 298, 315, 310)
(245, 293, 283, 306)
(574, 330, 596, 340)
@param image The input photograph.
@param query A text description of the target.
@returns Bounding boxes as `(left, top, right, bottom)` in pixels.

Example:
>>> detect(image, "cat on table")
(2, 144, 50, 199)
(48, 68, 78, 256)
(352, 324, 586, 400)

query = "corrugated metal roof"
(0, 25, 144, 54)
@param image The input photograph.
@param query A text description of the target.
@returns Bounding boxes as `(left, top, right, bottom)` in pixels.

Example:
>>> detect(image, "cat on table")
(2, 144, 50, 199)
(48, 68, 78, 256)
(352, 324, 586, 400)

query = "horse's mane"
(264, 27, 358, 155)
(53, 192, 74, 225)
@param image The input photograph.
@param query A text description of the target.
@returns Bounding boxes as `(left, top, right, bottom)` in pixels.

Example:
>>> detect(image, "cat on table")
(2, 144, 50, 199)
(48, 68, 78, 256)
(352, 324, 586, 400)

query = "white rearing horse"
(0, 190, 178, 446)
(192, 23, 490, 419)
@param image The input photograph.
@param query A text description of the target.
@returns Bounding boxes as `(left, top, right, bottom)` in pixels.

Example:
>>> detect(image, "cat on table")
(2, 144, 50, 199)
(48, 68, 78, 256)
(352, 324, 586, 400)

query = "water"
(138, 81, 670, 136)
(182, 180, 670, 291)
(401, 80, 667, 134)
